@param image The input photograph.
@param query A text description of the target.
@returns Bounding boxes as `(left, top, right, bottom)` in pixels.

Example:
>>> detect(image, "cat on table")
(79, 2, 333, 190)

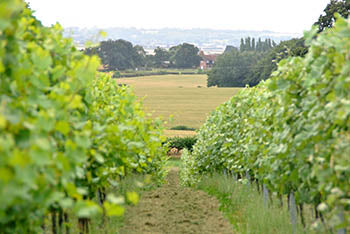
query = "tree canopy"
(208, 37, 307, 87)
(248, 38, 308, 86)
(152, 47, 171, 68)
(85, 39, 146, 71)
(239, 37, 276, 52)
(86, 41, 202, 70)
(208, 50, 259, 87)
(315, 0, 350, 32)
(223, 45, 238, 53)
(170, 43, 201, 69)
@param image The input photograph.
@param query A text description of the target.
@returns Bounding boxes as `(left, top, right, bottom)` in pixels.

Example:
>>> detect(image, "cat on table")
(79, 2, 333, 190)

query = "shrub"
(114, 71, 121, 77)
(170, 125, 196, 131)
(165, 136, 197, 151)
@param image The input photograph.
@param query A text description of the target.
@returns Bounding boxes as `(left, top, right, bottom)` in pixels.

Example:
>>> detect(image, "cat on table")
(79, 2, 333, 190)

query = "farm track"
(120, 168, 233, 234)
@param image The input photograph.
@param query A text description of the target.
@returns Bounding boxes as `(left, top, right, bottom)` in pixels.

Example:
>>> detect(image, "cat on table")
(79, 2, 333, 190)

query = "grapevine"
(182, 15, 350, 230)
(0, 1, 167, 233)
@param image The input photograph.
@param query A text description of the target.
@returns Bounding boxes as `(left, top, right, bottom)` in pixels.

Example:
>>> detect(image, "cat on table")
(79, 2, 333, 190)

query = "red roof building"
(199, 51, 219, 70)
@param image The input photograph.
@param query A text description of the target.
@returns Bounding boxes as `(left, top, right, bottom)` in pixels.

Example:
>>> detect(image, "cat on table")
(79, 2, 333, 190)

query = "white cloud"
(26, 0, 330, 33)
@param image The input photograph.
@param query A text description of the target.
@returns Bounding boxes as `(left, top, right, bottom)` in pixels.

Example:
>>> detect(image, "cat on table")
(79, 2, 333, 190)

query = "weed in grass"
(197, 174, 314, 234)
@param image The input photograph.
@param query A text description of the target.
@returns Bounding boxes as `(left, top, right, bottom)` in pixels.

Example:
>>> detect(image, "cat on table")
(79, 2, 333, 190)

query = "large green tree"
(208, 37, 307, 87)
(223, 45, 238, 53)
(208, 50, 259, 87)
(240, 37, 276, 52)
(152, 47, 171, 67)
(170, 43, 201, 68)
(248, 38, 308, 86)
(315, 0, 350, 32)
(85, 39, 145, 71)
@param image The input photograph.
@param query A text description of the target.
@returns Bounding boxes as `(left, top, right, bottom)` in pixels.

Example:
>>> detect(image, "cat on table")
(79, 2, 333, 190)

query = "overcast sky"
(26, 0, 330, 34)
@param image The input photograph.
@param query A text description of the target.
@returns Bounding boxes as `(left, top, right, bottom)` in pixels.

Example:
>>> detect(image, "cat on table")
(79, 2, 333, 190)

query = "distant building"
(199, 51, 219, 70)
(161, 61, 171, 68)
(200, 61, 207, 70)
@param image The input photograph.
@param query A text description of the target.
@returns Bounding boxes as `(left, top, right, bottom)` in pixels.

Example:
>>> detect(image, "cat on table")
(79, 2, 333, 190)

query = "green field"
(116, 74, 240, 132)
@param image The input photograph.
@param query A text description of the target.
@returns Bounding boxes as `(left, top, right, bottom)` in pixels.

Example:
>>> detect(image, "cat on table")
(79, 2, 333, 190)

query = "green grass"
(166, 157, 182, 169)
(197, 174, 313, 234)
(116, 74, 240, 130)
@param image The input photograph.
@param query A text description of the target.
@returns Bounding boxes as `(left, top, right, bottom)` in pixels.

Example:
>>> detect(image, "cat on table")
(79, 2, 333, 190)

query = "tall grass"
(197, 174, 312, 234)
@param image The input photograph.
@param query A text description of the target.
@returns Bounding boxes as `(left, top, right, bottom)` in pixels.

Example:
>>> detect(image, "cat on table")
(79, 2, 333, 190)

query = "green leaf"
(75, 201, 102, 218)
(56, 121, 70, 135)
(0, 114, 7, 129)
(104, 202, 124, 217)
(126, 191, 139, 205)
(106, 194, 124, 205)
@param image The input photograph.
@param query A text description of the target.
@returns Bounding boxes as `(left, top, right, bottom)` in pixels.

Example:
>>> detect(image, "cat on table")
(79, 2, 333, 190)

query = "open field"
(163, 129, 197, 137)
(116, 74, 240, 130)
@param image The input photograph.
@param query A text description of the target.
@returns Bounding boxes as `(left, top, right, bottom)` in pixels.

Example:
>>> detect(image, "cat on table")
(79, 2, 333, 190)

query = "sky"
(26, 0, 330, 34)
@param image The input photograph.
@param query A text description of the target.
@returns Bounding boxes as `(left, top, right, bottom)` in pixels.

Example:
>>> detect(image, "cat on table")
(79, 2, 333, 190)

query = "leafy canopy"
(183, 15, 350, 229)
(0, 1, 167, 233)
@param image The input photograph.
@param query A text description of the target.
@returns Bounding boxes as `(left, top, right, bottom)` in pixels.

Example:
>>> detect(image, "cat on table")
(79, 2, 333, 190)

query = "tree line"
(208, 0, 350, 87)
(84, 0, 349, 87)
(85, 40, 201, 71)
(207, 37, 303, 87)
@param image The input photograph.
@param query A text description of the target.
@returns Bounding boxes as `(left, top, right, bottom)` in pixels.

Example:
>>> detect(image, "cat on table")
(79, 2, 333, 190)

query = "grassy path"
(120, 168, 233, 234)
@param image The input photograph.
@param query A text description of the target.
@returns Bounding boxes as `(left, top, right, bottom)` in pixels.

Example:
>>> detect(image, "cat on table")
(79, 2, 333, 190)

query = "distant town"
(64, 27, 300, 54)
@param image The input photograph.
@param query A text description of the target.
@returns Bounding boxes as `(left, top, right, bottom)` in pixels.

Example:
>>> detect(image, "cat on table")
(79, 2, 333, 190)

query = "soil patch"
(120, 168, 233, 234)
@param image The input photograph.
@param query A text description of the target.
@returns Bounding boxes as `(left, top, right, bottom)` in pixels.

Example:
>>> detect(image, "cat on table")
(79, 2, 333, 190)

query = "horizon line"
(63, 25, 302, 35)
